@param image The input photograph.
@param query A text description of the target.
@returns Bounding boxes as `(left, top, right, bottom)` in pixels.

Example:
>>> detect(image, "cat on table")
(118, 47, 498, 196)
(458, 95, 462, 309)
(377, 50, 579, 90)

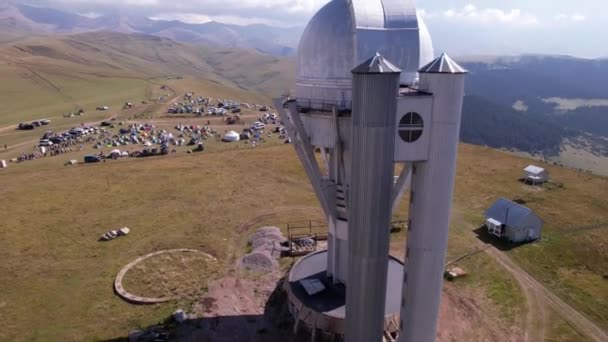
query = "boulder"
(248, 226, 286, 245)
(239, 251, 278, 272)
(128, 330, 144, 342)
(173, 309, 187, 324)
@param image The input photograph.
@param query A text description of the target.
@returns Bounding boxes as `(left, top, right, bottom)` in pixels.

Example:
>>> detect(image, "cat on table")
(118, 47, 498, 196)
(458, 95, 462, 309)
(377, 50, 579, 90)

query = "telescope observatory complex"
(274, 1, 467, 341)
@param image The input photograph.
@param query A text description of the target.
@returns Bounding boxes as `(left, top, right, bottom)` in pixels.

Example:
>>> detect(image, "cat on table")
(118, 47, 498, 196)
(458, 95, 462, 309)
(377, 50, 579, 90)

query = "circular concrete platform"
(285, 250, 404, 337)
(114, 249, 216, 304)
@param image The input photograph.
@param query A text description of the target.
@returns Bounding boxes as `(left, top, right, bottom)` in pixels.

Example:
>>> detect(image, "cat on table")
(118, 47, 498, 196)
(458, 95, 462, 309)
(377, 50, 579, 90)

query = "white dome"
(296, 0, 434, 110)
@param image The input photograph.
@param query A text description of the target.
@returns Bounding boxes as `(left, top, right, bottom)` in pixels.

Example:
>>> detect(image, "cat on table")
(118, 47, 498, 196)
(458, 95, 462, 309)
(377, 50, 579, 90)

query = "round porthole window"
(398, 112, 424, 143)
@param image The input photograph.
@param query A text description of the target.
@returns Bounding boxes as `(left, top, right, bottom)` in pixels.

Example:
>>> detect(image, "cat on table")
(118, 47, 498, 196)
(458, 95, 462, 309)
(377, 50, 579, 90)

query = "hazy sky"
(25, 0, 608, 58)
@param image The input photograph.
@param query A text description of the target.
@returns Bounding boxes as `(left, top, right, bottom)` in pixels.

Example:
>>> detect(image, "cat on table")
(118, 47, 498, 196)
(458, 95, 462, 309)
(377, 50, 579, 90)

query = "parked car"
(251, 122, 265, 130)
(84, 155, 102, 163)
(50, 136, 65, 144)
(40, 119, 51, 125)
(18, 123, 35, 130)
(39, 139, 53, 147)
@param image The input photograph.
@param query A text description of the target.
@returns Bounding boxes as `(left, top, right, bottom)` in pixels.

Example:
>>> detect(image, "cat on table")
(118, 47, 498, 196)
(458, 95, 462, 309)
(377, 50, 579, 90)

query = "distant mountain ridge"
(0, 3, 302, 56)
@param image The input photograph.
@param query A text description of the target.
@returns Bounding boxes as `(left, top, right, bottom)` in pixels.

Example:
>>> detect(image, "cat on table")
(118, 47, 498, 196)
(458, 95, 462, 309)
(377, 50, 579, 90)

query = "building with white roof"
(524, 165, 549, 185)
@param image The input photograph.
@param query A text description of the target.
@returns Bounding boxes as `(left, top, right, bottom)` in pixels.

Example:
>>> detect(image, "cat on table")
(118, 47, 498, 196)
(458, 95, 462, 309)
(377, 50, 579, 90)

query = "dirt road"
(485, 246, 608, 342)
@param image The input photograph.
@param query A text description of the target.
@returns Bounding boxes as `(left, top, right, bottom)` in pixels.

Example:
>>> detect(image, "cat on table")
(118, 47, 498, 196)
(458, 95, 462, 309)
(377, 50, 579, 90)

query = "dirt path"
(485, 246, 608, 342)
(484, 247, 548, 342)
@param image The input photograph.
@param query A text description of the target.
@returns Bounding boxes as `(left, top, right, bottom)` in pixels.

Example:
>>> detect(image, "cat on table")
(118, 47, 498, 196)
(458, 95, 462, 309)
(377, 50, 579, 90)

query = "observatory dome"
(296, 0, 434, 110)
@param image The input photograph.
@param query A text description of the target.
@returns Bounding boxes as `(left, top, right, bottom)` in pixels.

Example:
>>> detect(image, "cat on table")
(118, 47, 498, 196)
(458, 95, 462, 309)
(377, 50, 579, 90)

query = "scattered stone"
(127, 326, 169, 342)
(173, 309, 187, 323)
(239, 227, 288, 272)
(99, 227, 131, 242)
(247, 226, 286, 244)
(444, 266, 468, 281)
(239, 251, 278, 272)
(128, 330, 144, 342)
(294, 237, 315, 248)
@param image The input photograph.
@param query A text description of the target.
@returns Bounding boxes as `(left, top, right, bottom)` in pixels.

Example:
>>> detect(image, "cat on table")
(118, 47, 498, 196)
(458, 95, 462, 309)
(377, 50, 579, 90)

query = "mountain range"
(0, 3, 302, 55)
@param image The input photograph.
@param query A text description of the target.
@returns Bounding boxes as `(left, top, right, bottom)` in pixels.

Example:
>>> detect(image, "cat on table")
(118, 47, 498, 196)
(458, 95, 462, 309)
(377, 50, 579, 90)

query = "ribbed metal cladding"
(345, 55, 401, 342)
(399, 72, 466, 342)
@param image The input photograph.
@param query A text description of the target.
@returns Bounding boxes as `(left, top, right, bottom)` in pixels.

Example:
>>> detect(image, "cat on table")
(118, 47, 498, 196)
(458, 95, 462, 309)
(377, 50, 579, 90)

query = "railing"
(286, 220, 328, 256)
(294, 98, 352, 112)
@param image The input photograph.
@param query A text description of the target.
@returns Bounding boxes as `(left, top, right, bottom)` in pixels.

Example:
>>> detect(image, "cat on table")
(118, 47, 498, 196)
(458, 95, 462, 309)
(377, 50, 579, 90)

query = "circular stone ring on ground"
(114, 249, 217, 304)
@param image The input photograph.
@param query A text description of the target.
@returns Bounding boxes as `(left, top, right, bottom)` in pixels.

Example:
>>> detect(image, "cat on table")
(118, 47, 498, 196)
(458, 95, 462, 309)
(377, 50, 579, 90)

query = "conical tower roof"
(419, 53, 467, 74)
(352, 53, 402, 74)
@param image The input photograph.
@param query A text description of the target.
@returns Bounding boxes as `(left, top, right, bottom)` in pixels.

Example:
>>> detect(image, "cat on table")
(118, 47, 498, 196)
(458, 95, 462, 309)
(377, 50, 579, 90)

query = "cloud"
(37, 0, 329, 26)
(441, 4, 539, 26)
(150, 13, 282, 26)
(555, 13, 587, 22)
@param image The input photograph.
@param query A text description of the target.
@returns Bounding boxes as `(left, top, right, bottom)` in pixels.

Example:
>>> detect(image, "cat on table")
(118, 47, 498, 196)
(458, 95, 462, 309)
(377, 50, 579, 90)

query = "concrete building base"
(285, 251, 404, 340)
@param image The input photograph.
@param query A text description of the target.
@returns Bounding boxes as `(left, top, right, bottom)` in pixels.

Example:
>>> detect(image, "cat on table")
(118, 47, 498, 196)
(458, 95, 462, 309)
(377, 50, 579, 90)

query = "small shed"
(523, 165, 549, 185)
(484, 198, 543, 243)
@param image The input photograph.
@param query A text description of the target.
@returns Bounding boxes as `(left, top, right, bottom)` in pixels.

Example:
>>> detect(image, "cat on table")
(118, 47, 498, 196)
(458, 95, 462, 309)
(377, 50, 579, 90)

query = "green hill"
(0, 31, 295, 127)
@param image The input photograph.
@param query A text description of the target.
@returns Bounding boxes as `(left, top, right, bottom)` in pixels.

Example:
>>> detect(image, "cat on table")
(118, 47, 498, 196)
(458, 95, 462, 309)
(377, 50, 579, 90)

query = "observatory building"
(274, 1, 467, 341)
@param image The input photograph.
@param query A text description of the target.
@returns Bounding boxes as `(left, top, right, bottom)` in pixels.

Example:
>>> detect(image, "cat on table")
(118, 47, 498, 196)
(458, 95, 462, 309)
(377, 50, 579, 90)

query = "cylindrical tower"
(398, 53, 467, 342)
(345, 54, 401, 342)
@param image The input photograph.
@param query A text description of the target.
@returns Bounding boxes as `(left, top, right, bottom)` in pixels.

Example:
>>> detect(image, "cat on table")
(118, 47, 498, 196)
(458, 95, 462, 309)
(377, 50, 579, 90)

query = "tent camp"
(223, 131, 240, 142)
(484, 198, 543, 243)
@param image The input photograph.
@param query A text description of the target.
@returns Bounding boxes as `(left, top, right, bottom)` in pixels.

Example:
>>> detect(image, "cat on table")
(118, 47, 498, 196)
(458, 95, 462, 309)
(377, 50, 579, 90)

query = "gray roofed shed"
(484, 198, 543, 243)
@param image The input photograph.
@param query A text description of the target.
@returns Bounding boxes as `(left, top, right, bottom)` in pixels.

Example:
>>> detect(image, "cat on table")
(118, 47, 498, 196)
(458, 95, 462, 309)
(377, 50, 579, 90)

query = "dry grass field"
(1, 139, 606, 341)
(0, 144, 320, 341)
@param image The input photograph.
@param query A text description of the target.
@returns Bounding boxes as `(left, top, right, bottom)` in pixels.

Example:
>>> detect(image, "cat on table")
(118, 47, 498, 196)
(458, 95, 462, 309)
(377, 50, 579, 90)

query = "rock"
(118, 227, 130, 236)
(173, 309, 187, 323)
(248, 226, 286, 245)
(295, 237, 315, 248)
(128, 330, 144, 342)
(239, 251, 278, 272)
(250, 237, 274, 250)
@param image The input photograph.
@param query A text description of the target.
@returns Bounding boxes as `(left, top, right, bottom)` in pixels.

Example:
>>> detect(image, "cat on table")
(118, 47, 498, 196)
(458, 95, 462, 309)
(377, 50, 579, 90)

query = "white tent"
(223, 131, 241, 142)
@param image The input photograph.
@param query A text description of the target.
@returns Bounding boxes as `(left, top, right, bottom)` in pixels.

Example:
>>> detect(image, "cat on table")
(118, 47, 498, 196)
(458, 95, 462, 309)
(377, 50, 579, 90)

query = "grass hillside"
(1, 141, 606, 340)
(0, 31, 294, 129)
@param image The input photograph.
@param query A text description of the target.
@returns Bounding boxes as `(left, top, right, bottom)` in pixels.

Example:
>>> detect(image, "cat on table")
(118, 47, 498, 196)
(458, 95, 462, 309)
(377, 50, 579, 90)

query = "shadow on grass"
(473, 226, 521, 252)
(98, 276, 322, 342)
